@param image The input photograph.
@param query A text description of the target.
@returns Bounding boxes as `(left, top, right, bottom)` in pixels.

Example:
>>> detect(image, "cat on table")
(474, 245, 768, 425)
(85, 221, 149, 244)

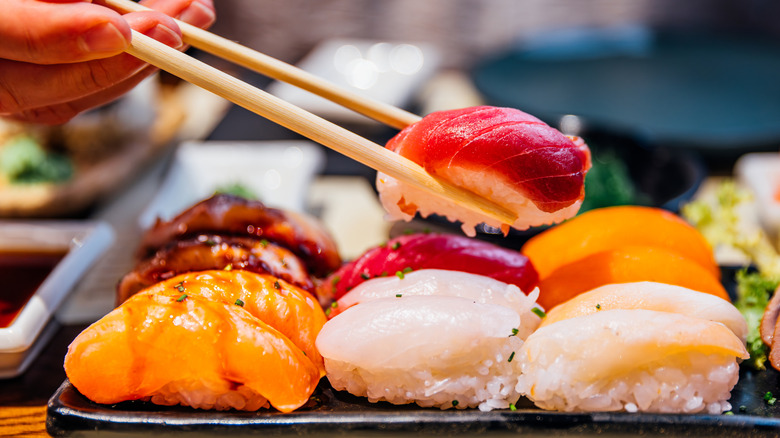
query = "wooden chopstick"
(124, 30, 517, 225)
(100, 0, 422, 130)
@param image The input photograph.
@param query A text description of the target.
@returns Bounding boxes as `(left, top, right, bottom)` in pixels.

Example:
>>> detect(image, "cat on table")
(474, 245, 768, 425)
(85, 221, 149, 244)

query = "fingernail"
(79, 22, 128, 54)
(177, 1, 216, 27)
(147, 24, 183, 49)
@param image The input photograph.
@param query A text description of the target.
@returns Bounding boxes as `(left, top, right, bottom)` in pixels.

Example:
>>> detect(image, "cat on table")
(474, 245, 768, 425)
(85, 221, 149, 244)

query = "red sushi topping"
(320, 232, 539, 301)
(386, 106, 591, 213)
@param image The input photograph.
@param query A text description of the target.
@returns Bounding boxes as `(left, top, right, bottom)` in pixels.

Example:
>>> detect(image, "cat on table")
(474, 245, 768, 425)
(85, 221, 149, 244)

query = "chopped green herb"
(260, 239, 269, 248)
(325, 308, 332, 316)
(724, 411, 734, 416)
(174, 281, 185, 293)
(204, 239, 217, 246)
(360, 273, 371, 280)
(380, 271, 388, 277)
(331, 276, 341, 286)
(395, 271, 405, 279)
(508, 352, 515, 362)
(224, 264, 233, 271)
(509, 404, 517, 411)
(451, 400, 459, 407)
(595, 303, 601, 310)
(331, 302, 338, 308)
(176, 294, 188, 302)
(302, 350, 307, 356)
(509, 328, 519, 337)
(273, 280, 281, 290)
(531, 308, 546, 318)
(234, 299, 245, 307)
(766, 392, 777, 405)
(391, 241, 401, 250)
(396, 294, 402, 298)
(214, 182, 258, 200)
(402, 267, 413, 274)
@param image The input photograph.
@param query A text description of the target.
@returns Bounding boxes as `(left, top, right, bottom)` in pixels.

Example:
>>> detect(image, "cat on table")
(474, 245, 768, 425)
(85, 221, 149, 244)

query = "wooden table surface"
(0, 325, 87, 437)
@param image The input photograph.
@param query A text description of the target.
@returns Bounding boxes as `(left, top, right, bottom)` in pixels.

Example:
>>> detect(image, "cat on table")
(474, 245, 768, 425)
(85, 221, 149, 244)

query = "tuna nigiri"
(320, 232, 538, 301)
(376, 106, 591, 236)
(65, 293, 320, 412)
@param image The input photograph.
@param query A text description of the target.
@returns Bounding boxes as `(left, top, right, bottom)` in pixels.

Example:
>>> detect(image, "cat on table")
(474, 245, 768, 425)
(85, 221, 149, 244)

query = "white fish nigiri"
(317, 295, 525, 411)
(541, 281, 747, 344)
(336, 269, 542, 339)
(516, 309, 748, 414)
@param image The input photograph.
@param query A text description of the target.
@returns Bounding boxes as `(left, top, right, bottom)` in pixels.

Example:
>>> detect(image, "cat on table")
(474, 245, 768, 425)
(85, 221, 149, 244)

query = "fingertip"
(78, 20, 132, 56)
(124, 12, 183, 49)
(177, 0, 216, 28)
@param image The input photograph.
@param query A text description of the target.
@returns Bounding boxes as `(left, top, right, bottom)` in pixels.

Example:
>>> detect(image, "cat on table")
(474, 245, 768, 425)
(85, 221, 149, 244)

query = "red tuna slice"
(320, 233, 538, 301)
(386, 106, 590, 213)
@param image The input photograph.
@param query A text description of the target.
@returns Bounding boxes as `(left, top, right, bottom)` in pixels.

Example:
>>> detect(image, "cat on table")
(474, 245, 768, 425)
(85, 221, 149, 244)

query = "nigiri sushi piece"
(376, 106, 591, 236)
(65, 293, 320, 412)
(319, 232, 538, 301)
(138, 194, 341, 277)
(541, 281, 747, 344)
(116, 235, 315, 305)
(515, 309, 748, 414)
(131, 270, 327, 375)
(334, 269, 542, 339)
(317, 295, 526, 411)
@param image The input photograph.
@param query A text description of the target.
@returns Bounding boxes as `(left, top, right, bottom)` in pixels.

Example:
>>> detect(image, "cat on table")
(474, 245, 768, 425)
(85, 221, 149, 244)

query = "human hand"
(0, 0, 215, 124)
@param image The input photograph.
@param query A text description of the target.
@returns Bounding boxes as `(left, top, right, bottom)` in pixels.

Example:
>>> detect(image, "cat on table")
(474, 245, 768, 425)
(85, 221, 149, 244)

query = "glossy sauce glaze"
(0, 250, 65, 328)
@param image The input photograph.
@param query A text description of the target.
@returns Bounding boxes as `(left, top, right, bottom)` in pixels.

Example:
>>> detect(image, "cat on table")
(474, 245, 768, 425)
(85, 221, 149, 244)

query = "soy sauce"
(0, 251, 66, 328)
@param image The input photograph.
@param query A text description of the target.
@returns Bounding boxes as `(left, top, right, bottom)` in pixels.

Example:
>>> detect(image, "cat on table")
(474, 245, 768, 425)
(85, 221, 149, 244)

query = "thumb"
(0, 0, 132, 64)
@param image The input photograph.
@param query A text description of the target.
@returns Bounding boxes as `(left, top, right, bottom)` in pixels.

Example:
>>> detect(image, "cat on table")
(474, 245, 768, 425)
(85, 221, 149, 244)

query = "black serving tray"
(46, 268, 780, 437)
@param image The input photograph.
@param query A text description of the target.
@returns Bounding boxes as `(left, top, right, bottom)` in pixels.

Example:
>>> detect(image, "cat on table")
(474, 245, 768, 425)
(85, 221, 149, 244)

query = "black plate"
(47, 267, 780, 437)
(472, 29, 780, 158)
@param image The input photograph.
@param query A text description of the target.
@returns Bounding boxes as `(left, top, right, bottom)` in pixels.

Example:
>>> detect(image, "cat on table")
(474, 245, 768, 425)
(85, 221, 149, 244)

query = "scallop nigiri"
(376, 106, 591, 236)
(317, 295, 526, 411)
(320, 232, 538, 301)
(541, 281, 747, 343)
(131, 270, 327, 374)
(64, 293, 320, 412)
(334, 269, 541, 338)
(515, 309, 748, 414)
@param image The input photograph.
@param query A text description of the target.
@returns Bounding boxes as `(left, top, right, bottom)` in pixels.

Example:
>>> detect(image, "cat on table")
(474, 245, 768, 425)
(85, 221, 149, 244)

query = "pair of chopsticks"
(100, 0, 517, 225)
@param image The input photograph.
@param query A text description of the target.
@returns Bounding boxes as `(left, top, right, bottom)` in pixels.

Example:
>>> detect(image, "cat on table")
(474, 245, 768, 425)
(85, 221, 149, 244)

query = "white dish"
(0, 220, 114, 378)
(734, 152, 780, 236)
(268, 38, 440, 124)
(139, 140, 326, 229)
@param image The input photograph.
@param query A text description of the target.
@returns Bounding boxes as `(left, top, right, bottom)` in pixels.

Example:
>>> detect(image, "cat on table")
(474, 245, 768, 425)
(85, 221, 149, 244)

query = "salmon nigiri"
(64, 293, 320, 412)
(376, 106, 591, 236)
(132, 270, 327, 375)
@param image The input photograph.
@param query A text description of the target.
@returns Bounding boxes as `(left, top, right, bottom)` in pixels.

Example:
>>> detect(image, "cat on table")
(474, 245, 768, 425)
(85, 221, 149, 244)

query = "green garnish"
(509, 328, 519, 337)
(739, 405, 747, 412)
(204, 239, 217, 246)
(214, 182, 258, 200)
(531, 308, 546, 318)
(176, 294, 188, 302)
(508, 352, 515, 363)
(273, 280, 281, 290)
(174, 281, 185, 293)
(395, 271, 405, 279)
(260, 239, 269, 248)
(331, 276, 341, 286)
(380, 271, 388, 277)
(360, 273, 371, 280)
(0, 135, 73, 184)
(402, 267, 413, 273)
(396, 294, 402, 298)
(451, 400, 459, 407)
(595, 304, 601, 310)
(509, 404, 517, 411)
(765, 392, 777, 405)
(235, 299, 244, 307)
(724, 411, 734, 416)
(325, 308, 332, 316)
(224, 264, 233, 271)
(331, 302, 338, 308)
(391, 241, 401, 250)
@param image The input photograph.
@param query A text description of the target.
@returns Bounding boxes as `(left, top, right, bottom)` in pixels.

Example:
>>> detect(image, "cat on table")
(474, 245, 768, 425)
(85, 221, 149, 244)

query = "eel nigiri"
(65, 293, 320, 412)
(116, 235, 315, 305)
(515, 309, 748, 414)
(138, 194, 341, 277)
(319, 232, 538, 301)
(376, 106, 591, 236)
(316, 295, 526, 411)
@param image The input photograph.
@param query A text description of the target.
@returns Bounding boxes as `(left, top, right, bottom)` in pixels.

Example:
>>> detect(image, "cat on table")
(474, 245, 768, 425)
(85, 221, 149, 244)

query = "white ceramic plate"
(138, 140, 326, 229)
(0, 221, 114, 378)
(735, 152, 780, 235)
